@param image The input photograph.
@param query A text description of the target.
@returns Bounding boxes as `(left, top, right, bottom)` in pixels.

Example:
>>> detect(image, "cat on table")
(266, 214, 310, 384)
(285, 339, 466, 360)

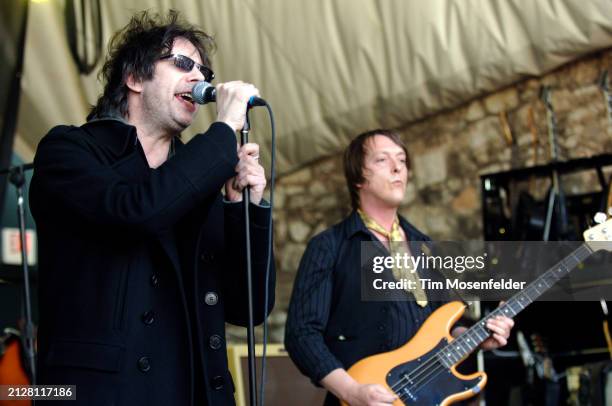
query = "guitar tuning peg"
(594, 212, 608, 224)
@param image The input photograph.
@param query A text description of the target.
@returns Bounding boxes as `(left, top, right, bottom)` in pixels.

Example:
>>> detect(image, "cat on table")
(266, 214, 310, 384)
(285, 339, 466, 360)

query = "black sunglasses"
(159, 54, 215, 82)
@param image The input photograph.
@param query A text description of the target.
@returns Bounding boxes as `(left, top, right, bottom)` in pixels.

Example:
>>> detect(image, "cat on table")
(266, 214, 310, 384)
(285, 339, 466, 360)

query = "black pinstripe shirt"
(285, 211, 446, 392)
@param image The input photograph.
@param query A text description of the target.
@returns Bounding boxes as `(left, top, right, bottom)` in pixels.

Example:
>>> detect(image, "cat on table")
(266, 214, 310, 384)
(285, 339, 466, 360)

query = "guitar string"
(387, 296, 511, 393)
(389, 244, 592, 396)
(385, 240, 592, 396)
(390, 310, 508, 397)
(388, 312, 495, 395)
(394, 306, 542, 398)
(393, 306, 542, 396)
(389, 292, 531, 394)
(388, 318, 491, 395)
(392, 287, 561, 395)
(390, 245, 593, 398)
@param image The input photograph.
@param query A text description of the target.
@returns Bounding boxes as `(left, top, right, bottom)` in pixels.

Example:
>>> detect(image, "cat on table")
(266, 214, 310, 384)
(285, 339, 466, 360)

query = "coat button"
(209, 334, 223, 350)
(378, 324, 386, 331)
(200, 251, 215, 263)
(142, 311, 155, 325)
(204, 292, 218, 306)
(150, 274, 160, 287)
(137, 356, 151, 372)
(211, 375, 224, 390)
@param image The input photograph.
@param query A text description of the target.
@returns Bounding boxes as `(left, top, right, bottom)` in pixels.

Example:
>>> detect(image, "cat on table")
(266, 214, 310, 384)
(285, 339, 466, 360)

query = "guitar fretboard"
(437, 243, 593, 368)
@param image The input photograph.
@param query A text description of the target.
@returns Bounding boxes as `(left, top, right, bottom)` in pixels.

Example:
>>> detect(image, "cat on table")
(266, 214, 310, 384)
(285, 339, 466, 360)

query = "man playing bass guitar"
(285, 129, 514, 406)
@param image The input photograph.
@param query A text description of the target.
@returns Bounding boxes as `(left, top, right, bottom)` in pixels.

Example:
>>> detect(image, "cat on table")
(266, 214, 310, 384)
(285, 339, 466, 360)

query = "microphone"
(191, 81, 266, 107)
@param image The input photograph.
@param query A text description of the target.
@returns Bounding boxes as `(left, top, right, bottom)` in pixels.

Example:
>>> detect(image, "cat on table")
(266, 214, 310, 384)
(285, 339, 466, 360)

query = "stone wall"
(227, 48, 612, 343)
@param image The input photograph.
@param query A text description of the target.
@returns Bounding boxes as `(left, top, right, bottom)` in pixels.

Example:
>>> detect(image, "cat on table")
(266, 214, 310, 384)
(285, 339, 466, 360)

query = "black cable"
(240, 114, 258, 406)
(258, 102, 275, 406)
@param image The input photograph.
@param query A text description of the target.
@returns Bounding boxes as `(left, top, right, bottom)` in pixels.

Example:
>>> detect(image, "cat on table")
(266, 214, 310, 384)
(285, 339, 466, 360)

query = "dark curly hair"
(343, 129, 410, 211)
(88, 9, 215, 120)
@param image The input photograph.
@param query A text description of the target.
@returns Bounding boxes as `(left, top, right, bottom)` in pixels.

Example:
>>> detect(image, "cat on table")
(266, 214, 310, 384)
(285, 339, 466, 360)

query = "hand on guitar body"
(346, 383, 397, 406)
(322, 368, 398, 405)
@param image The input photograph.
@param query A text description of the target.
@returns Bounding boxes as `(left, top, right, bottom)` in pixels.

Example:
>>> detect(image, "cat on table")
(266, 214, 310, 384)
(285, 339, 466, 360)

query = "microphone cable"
(194, 84, 275, 405)
(257, 102, 275, 406)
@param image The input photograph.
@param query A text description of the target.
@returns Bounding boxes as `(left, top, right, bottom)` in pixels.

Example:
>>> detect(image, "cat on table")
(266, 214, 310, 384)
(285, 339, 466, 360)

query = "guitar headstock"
(539, 85, 561, 162)
(539, 85, 553, 110)
(598, 70, 612, 127)
(598, 70, 609, 92)
(583, 216, 612, 251)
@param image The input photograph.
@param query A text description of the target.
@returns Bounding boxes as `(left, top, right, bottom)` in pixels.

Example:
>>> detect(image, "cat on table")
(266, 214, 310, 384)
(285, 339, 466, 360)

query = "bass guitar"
(343, 219, 612, 405)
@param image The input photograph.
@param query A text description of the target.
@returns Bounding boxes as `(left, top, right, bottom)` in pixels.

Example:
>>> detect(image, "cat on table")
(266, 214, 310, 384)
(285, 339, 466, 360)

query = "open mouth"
(177, 92, 194, 103)
(176, 92, 196, 111)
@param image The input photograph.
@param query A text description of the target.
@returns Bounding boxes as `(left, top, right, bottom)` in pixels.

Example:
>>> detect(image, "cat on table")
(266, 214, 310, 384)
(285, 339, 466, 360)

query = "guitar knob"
(594, 212, 608, 224)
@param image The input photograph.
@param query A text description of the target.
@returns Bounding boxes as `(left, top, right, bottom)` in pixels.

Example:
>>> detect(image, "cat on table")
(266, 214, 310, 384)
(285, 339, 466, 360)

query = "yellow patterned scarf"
(358, 209, 428, 307)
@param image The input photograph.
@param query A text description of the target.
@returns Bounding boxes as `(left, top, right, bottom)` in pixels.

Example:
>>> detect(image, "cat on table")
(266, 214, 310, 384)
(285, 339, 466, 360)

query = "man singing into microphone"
(29, 10, 274, 406)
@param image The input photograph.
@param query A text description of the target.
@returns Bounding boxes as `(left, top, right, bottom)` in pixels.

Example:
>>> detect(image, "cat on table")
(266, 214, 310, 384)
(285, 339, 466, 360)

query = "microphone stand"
(0, 163, 36, 384)
(240, 113, 257, 406)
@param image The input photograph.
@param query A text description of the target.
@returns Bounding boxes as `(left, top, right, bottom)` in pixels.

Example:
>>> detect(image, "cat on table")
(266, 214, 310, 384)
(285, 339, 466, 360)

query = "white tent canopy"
(17, 0, 612, 173)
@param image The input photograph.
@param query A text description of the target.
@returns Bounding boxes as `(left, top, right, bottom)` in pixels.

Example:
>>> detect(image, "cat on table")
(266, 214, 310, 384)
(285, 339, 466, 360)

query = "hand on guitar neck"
(451, 303, 514, 350)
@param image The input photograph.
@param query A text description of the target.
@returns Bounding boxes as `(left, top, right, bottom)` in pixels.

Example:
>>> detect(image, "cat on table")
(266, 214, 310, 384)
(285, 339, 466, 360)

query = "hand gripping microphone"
(191, 81, 266, 107)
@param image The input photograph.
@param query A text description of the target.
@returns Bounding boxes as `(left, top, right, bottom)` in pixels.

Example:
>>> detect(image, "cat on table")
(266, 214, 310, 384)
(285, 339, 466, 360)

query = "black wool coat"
(29, 119, 275, 406)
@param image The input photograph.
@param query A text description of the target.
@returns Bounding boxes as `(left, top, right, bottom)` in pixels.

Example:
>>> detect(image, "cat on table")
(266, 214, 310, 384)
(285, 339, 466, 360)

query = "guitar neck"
(541, 86, 560, 163)
(546, 108, 560, 163)
(599, 71, 612, 127)
(604, 90, 612, 126)
(436, 243, 594, 367)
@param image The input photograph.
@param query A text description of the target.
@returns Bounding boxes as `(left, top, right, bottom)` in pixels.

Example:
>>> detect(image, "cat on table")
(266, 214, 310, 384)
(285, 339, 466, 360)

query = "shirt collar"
(345, 209, 430, 242)
(345, 210, 371, 238)
(81, 117, 138, 157)
(81, 117, 184, 158)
